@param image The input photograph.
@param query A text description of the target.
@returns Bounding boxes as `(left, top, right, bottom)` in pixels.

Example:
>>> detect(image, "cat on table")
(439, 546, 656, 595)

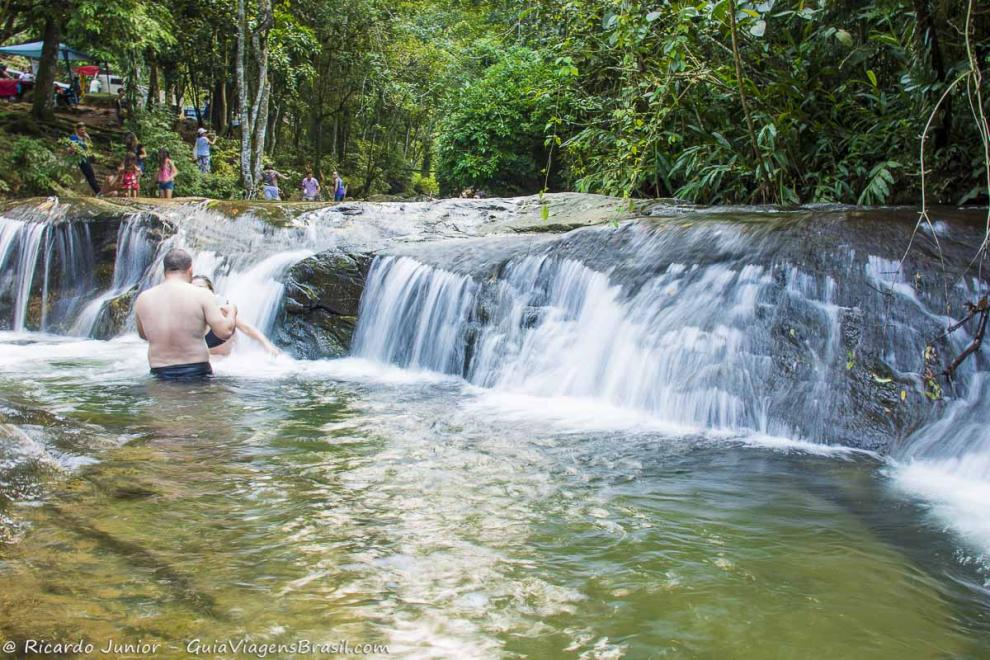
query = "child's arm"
(235, 319, 280, 356)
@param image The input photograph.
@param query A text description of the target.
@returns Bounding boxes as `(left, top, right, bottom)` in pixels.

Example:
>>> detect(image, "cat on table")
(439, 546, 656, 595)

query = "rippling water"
(1, 332, 989, 658)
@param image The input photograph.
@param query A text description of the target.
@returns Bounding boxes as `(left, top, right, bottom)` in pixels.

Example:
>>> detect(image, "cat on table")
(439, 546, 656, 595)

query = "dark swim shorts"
(150, 361, 213, 380)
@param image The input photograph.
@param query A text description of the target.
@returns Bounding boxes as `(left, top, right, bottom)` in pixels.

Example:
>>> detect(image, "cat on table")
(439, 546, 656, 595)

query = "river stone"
(89, 287, 138, 340)
(275, 251, 374, 358)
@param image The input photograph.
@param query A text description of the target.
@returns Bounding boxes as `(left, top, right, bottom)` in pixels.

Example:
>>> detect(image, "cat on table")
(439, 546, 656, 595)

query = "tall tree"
(236, 0, 274, 195)
(31, 4, 67, 121)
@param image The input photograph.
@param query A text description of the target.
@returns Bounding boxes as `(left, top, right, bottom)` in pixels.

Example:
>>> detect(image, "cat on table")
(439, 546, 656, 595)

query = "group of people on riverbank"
(135, 248, 280, 380)
(259, 166, 346, 202)
(70, 123, 176, 199)
(68, 122, 345, 202)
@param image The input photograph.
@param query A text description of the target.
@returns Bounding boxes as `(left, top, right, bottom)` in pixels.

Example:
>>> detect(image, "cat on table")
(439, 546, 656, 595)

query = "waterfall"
(0, 218, 49, 332)
(71, 216, 157, 337)
(352, 237, 850, 438)
(351, 219, 986, 449)
(1, 203, 332, 339)
(352, 257, 479, 374)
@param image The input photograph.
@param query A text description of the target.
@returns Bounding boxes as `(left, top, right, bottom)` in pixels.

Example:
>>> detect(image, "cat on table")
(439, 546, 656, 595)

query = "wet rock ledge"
(275, 251, 374, 358)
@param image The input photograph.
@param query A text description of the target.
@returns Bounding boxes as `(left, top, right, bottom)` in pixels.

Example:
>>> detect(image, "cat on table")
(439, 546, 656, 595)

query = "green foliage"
(130, 111, 239, 198)
(0, 136, 75, 197)
(4, 0, 986, 204)
(435, 45, 559, 195)
(529, 0, 989, 204)
(411, 173, 439, 197)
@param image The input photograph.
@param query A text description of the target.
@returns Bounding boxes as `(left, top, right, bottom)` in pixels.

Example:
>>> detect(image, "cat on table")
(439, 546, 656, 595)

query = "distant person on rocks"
(191, 275, 281, 357)
(300, 169, 320, 201)
(134, 248, 237, 380)
(332, 171, 346, 201)
(69, 122, 101, 196)
(125, 132, 147, 174)
(157, 148, 178, 199)
(117, 153, 141, 198)
(261, 164, 284, 200)
(194, 128, 215, 173)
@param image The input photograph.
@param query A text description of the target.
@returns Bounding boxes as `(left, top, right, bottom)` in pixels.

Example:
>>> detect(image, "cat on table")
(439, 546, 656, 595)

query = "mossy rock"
(274, 250, 374, 358)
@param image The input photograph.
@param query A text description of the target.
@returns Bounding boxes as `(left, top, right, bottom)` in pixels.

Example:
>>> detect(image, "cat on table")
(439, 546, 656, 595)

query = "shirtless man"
(134, 248, 237, 379)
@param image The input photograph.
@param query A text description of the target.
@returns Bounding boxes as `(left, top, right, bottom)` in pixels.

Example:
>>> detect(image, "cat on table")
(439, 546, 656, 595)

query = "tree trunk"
(0, 11, 18, 47)
(236, 0, 254, 194)
(146, 55, 160, 109)
(211, 76, 227, 134)
(251, 72, 271, 185)
(32, 14, 61, 121)
(420, 121, 434, 177)
(237, 0, 274, 195)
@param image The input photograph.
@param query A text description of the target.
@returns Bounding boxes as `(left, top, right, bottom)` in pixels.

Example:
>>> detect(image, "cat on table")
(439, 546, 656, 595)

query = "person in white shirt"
(194, 128, 216, 173)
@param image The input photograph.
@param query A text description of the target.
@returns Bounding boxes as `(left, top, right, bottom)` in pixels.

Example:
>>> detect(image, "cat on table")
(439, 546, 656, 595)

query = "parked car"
(183, 105, 209, 119)
(89, 72, 125, 95)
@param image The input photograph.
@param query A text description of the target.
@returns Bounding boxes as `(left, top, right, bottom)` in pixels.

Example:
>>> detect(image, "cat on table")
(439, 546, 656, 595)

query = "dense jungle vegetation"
(4, 0, 989, 204)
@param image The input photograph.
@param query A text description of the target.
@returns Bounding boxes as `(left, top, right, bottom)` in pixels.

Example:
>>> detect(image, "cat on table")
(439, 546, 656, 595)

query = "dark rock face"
(90, 288, 138, 339)
(275, 251, 375, 358)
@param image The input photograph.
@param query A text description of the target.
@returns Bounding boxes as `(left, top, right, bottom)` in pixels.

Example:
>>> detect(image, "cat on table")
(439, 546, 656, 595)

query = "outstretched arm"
(235, 318, 280, 356)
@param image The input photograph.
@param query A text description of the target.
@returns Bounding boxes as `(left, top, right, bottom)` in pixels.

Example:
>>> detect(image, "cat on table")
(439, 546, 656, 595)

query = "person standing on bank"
(300, 169, 320, 201)
(134, 248, 238, 380)
(157, 148, 178, 199)
(332, 171, 346, 201)
(261, 163, 284, 200)
(194, 128, 216, 173)
(69, 123, 101, 196)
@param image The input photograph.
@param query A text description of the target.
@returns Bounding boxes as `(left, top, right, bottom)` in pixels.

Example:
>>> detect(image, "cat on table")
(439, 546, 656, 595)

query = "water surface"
(1, 332, 988, 658)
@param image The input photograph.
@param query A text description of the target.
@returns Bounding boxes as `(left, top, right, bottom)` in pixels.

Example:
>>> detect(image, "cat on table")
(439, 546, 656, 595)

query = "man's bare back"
(134, 249, 236, 375)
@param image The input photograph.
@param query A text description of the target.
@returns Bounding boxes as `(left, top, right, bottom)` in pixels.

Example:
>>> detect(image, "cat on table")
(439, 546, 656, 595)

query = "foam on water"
(892, 460, 990, 561)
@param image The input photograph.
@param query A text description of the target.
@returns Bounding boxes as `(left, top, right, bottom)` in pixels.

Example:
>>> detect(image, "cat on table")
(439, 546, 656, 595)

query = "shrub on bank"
(0, 134, 75, 197)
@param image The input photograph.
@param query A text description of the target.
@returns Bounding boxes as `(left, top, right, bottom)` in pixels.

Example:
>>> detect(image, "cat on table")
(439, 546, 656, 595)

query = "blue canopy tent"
(0, 41, 107, 104)
(0, 41, 94, 62)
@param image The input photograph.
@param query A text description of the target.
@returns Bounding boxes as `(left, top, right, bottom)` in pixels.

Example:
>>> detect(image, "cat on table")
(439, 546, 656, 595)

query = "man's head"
(162, 248, 193, 281)
(75, 122, 86, 135)
(197, 128, 207, 136)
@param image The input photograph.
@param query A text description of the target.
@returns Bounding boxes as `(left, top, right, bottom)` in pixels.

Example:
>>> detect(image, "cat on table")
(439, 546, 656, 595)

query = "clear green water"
(1, 334, 989, 659)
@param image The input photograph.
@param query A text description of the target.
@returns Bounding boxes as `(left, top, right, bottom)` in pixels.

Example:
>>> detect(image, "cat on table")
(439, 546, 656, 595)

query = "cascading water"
(353, 222, 878, 441)
(71, 215, 157, 337)
(351, 214, 990, 560)
(0, 216, 98, 333)
(0, 218, 49, 332)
